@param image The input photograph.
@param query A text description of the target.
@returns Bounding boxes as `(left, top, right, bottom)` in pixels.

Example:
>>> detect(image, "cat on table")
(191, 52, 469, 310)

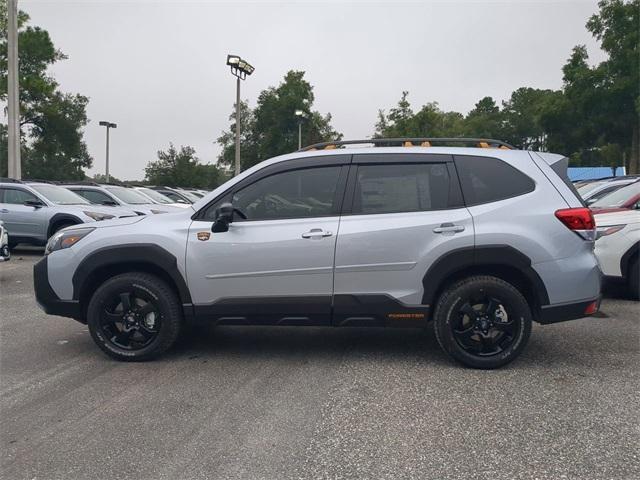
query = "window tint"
(229, 166, 342, 221)
(2, 188, 39, 205)
(352, 163, 451, 215)
(454, 156, 535, 206)
(77, 189, 115, 205)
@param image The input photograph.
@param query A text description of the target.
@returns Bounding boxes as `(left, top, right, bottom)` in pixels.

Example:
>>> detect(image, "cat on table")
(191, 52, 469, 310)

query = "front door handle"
(302, 228, 333, 239)
(433, 223, 465, 234)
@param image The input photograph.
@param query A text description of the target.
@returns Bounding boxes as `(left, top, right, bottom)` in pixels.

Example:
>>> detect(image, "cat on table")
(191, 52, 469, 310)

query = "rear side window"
(352, 163, 451, 214)
(454, 156, 535, 206)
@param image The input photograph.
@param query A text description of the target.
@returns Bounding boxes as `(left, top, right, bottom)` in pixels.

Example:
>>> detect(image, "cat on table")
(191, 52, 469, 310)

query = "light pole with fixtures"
(295, 110, 308, 150)
(226, 54, 254, 176)
(99, 121, 117, 182)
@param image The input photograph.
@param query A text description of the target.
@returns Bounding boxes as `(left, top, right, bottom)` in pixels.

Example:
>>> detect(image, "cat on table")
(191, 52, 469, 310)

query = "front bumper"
(33, 256, 83, 321)
(538, 297, 601, 325)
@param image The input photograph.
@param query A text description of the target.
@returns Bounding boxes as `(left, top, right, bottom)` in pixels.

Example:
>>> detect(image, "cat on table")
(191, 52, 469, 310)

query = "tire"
(628, 257, 639, 301)
(87, 272, 183, 361)
(433, 275, 532, 369)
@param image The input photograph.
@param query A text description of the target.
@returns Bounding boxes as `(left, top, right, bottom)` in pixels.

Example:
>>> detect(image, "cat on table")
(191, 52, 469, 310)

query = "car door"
(187, 157, 350, 325)
(332, 153, 474, 326)
(0, 187, 48, 240)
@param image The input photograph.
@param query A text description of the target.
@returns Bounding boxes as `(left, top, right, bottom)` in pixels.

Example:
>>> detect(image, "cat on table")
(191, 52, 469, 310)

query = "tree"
(145, 144, 222, 188)
(543, 1, 639, 170)
(217, 70, 342, 171)
(374, 92, 465, 138)
(501, 87, 561, 150)
(463, 96, 506, 139)
(0, 4, 92, 179)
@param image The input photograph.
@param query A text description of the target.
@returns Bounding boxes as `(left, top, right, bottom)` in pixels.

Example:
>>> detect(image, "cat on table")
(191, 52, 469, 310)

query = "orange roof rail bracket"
(420, 141, 431, 147)
(478, 142, 490, 148)
(403, 141, 413, 147)
(324, 144, 337, 150)
(499, 145, 510, 150)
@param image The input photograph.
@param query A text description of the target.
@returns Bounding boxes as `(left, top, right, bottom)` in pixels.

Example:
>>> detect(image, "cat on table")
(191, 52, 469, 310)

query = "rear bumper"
(538, 297, 601, 325)
(33, 256, 83, 321)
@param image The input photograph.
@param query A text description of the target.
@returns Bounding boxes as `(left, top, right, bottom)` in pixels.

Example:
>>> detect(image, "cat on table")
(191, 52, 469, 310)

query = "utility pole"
(99, 121, 117, 182)
(7, 0, 21, 179)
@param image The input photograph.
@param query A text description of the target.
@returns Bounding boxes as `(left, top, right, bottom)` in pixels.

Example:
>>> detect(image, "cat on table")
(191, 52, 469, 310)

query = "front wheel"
(433, 276, 532, 369)
(87, 272, 183, 361)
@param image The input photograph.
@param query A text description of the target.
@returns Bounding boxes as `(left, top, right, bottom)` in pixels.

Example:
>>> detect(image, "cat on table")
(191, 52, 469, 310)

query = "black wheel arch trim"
(621, 241, 639, 279)
(421, 245, 550, 310)
(47, 213, 83, 238)
(72, 243, 192, 308)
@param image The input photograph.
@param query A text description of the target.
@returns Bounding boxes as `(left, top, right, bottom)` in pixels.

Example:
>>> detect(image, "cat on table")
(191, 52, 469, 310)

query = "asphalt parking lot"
(1, 250, 638, 480)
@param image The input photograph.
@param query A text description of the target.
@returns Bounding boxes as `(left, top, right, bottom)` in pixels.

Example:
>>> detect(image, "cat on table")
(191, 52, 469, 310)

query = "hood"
(85, 215, 147, 229)
(595, 209, 640, 227)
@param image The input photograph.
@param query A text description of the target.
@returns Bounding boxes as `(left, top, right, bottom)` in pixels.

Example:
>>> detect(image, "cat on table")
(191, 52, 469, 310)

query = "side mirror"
(212, 202, 234, 233)
(101, 200, 118, 206)
(24, 199, 44, 209)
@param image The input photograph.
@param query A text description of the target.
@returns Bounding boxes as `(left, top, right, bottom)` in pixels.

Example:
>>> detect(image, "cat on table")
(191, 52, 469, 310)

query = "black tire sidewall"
(87, 273, 182, 361)
(434, 276, 532, 369)
(629, 257, 639, 300)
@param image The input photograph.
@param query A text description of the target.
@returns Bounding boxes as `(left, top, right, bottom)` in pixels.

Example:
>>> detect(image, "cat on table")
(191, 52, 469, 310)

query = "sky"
(19, 0, 606, 180)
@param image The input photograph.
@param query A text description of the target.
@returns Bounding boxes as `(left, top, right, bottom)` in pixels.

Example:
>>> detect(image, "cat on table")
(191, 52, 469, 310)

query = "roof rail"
(21, 178, 57, 184)
(0, 177, 23, 183)
(56, 180, 101, 186)
(299, 137, 515, 152)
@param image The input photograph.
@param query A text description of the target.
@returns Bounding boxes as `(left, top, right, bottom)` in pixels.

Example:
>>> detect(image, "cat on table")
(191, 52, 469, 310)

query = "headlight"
(45, 228, 95, 255)
(596, 224, 625, 239)
(150, 209, 167, 214)
(83, 211, 115, 221)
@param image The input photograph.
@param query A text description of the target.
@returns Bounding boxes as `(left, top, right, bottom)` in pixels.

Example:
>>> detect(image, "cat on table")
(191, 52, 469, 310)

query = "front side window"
(352, 163, 451, 214)
(77, 189, 116, 205)
(225, 166, 342, 221)
(454, 156, 535, 206)
(2, 188, 39, 205)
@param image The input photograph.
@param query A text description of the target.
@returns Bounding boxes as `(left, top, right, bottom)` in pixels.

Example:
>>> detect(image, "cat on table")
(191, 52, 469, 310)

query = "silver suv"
(0, 179, 136, 248)
(33, 139, 602, 368)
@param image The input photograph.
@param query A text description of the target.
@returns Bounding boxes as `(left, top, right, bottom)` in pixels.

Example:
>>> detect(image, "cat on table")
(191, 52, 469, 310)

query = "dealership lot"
(1, 251, 638, 480)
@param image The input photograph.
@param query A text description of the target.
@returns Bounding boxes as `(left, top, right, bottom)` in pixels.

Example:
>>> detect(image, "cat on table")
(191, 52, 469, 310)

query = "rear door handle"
(302, 228, 333, 239)
(433, 223, 465, 234)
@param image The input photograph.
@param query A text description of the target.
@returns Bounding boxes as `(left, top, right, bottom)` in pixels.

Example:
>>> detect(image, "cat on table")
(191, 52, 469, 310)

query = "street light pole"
(235, 76, 241, 177)
(295, 110, 307, 150)
(7, 0, 21, 180)
(226, 55, 254, 176)
(99, 121, 117, 182)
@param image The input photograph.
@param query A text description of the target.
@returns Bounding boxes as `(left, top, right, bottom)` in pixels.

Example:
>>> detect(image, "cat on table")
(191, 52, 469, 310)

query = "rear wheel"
(433, 275, 532, 369)
(87, 272, 183, 361)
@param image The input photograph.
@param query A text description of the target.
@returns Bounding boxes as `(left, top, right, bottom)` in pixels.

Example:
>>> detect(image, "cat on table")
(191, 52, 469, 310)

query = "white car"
(595, 210, 640, 299)
(0, 220, 9, 262)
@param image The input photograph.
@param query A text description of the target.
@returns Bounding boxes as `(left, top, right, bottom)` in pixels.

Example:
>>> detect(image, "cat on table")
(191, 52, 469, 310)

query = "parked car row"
(0, 178, 212, 249)
(575, 175, 640, 299)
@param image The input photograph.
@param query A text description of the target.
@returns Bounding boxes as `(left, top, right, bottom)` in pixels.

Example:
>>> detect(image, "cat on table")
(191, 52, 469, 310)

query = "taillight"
(555, 207, 596, 240)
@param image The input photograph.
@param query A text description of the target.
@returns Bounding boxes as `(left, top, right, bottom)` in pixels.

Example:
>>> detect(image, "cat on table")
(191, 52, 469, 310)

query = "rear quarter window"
(454, 155, 535, 206)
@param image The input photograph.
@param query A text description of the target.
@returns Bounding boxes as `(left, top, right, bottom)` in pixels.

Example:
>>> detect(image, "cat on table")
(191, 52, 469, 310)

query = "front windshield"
(138, 187, 173, 204)
(577, 181, 605, 197)
(178, 190, 199, 202)
(30, 185, 90, 205)
(105, 186, 153, 205)
(591, 182, 640, 207)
